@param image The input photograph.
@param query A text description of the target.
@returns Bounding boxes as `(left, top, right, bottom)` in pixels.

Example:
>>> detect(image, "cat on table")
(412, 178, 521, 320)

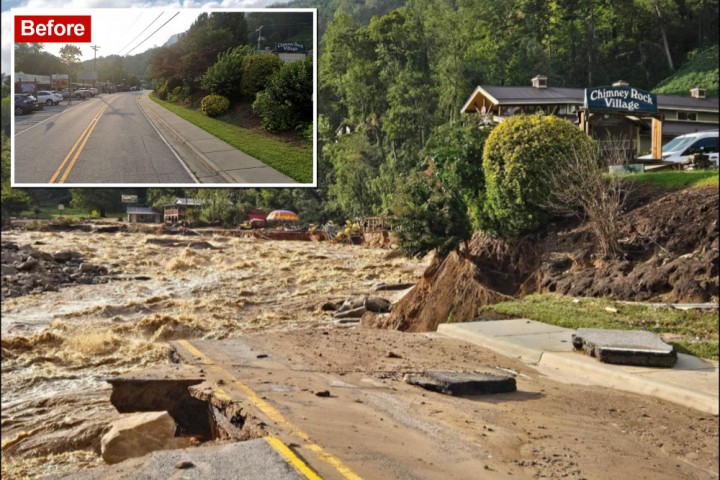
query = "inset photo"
(11, 8, 316, 187)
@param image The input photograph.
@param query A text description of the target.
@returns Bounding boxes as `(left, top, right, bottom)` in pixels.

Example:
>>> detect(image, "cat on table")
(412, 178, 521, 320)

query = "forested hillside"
(654, 45, 719, 97)
(315, 0, 720, 222)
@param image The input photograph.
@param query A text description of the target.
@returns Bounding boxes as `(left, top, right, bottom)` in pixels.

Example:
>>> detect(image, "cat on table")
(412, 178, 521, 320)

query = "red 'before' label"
(14, 15, 92, 43)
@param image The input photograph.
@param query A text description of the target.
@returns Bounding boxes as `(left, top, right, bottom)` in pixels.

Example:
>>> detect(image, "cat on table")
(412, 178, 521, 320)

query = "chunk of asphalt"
(404, 371, 516, 396)
(572, 328, 677, 368)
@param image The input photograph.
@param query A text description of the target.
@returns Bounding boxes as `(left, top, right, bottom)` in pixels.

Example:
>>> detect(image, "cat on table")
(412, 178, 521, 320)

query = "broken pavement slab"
(572, 328, 677, 368)
(438, 320, 719, 415)
(404, 371, 517, 395)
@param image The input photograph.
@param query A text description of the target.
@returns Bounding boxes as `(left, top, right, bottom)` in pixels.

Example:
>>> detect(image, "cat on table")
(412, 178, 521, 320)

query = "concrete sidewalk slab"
(137, 93, 297, 185)
(438, 320, 719, 415)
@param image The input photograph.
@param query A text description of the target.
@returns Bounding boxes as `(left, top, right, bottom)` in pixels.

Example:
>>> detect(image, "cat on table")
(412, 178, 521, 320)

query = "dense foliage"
(482, 115, 593, 237)
(200, 94, 230, 117)
(392, 172, 472, 259)
(241, 54, 285, 99)
(201, 45, 255, 100)
(252, 57, 313, 131)
(654, 45, 719, 97)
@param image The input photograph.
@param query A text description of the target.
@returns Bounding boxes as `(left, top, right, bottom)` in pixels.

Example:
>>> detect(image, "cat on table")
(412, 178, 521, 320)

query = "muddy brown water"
(1, 230, 429, 479)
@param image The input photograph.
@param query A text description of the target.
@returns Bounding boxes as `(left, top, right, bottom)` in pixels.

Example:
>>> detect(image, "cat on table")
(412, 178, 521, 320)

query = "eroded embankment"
(384, 186, 719, 332)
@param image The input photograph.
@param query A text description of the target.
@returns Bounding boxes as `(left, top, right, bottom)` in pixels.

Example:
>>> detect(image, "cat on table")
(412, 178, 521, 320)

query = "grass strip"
(479, 293, 718, 360)
(626, 170, 719, 189)
(150, 95, 313, 184)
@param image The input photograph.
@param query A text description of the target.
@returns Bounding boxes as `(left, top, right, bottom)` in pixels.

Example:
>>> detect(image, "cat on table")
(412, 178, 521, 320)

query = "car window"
(662, 136, 695, 153)
(690, 137, 718, 153)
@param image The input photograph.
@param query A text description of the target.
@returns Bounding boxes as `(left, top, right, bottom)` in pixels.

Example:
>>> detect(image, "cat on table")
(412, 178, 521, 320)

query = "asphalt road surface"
(13, 92, 196, 185)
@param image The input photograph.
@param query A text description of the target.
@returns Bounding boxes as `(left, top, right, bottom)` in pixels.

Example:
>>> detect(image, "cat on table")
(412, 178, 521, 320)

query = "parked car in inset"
(14, 94, 38, 115)
(88, 87, 98, 96)
(74, 89, 92, 99)
(37, 90, 63, 105)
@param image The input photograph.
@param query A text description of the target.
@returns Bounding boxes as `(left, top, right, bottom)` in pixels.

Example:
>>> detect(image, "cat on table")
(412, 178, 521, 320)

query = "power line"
(117, 12, 164, 56)
(124, 12, 180, 57)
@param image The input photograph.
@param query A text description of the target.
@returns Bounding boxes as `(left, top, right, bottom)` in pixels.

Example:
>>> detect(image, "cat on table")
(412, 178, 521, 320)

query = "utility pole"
(90, 45, 100, 88)
(256, 26, 263, 53)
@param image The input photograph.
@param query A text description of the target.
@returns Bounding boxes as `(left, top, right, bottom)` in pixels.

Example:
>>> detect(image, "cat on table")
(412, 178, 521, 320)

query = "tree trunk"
(654, 2, 675, 70)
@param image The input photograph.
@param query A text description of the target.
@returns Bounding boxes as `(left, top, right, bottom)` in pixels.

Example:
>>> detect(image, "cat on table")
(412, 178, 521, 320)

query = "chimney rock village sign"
(584, 86, 658, 114)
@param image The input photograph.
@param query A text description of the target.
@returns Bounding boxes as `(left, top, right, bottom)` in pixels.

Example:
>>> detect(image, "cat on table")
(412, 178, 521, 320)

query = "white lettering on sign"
(630, 89, 653, 104)
(591, 89, 630, 101)
(603, 98, 641, 111)
(20, 19, 85, 37)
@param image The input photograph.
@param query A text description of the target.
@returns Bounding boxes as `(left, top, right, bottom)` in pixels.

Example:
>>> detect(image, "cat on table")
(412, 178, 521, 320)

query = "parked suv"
(74, 89, 92, 99)
(37, 90, 63, 105)
(639, 130, 718, 165)
(14, 94, 38, 115)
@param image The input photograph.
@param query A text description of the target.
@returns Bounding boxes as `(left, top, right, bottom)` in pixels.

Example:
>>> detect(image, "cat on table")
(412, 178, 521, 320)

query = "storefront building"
(461, 75, 718, 158)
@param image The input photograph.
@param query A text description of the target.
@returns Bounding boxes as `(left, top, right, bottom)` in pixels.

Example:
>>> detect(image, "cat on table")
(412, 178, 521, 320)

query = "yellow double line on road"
(177, 339, 363, 480)
(49, 103, 110, 184)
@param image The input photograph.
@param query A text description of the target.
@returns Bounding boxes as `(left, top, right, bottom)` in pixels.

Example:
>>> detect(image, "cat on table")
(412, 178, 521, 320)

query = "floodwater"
(1, 230, 428, 479)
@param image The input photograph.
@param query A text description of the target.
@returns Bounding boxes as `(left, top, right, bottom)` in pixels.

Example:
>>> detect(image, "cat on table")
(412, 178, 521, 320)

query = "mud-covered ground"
(1, 229, 427, 479)
(2, 227, 718, 480)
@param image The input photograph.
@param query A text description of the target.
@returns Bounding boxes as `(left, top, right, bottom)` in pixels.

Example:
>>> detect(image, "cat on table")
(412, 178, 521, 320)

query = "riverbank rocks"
(1, 242, 112, 299)
(101, 411, 193, 464)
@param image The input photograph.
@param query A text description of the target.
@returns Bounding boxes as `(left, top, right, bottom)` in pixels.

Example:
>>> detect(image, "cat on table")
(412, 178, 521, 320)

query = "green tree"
(325, 131, 383, 218)
(392, 171, 472, 260)
(69, 189, 124, 217)
(240, 53, 284, 99)
(59, 45, 83, 82)
(482, 114, 592, 237)
(252, 56, 313, 131)
(201, 45, 254, 100)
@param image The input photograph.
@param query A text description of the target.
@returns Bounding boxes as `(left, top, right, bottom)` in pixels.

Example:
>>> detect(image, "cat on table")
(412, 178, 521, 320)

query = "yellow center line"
(176, 339, 363, 480)
(58, 104, 109, 183)
(49, 100, 113, 183)
(265, 436, 323, 480)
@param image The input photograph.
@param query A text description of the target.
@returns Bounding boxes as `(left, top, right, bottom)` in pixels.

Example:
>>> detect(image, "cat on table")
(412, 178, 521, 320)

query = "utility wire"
(124, 12, 180, 57)
(117, 12, 164, 56)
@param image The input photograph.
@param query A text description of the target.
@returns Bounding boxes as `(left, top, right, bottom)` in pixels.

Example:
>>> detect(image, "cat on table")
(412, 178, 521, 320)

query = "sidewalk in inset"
(138, 93, 296, 185)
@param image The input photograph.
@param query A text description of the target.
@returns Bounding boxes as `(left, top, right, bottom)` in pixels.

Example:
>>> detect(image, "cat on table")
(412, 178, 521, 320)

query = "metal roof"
(661, 121, 719, 137)
(656, 94, 719, 111)
(175, 198, 204, 206)
(127, 207, 161, 215)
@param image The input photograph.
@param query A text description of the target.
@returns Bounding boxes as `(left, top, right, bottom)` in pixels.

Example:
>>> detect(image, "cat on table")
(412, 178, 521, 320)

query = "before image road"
(13, 91, 196, 185)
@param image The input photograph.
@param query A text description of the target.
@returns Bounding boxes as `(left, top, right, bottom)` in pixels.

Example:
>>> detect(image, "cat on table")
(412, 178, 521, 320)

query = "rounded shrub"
(482, 114, 592, 237)
(201, 45, 254, 101)
(241, 54, 284, 99)
(252, 56, 312, 132)
(201, 94, 230, 117)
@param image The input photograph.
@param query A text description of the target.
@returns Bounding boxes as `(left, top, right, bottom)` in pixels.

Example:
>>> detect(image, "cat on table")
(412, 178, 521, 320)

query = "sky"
(1, 0, 290, 74)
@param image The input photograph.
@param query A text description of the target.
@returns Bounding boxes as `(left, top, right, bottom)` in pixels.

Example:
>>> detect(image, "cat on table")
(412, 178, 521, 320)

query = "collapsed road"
(1, 229, 718, 479)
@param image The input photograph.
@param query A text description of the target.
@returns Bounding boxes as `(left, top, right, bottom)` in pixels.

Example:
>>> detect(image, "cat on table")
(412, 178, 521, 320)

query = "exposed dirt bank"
(386, 186, 719, 332)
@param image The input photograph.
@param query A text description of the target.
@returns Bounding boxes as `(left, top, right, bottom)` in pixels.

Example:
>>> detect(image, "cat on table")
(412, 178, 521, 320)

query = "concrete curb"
(438, 321, 719, 416)
(540, 351, 719, 415)
(137, 96, 234, 183)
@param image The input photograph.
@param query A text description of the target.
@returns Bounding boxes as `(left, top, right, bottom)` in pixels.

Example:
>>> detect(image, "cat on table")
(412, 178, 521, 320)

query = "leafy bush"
(482, 114, 592, 237)
(201, 94, 230, 117)
(201, 45, 254, 101)
(252, 56, 313, 132)
(156, 78, 182, 101)
(241, 54, 284, 99)
(422, 118, 495, 230)
(392, 171, 472, 259)
(167, 85, 191, 103)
